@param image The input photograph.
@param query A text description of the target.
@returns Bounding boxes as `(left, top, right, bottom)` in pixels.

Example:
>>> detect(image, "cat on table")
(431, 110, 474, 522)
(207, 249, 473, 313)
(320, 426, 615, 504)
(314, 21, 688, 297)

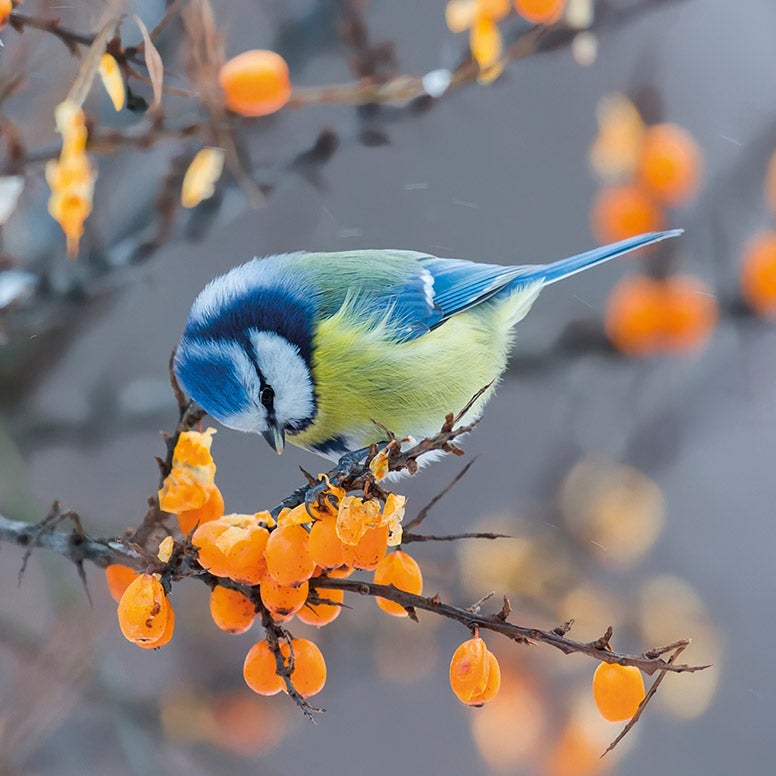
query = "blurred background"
(1, 0, 774, 773)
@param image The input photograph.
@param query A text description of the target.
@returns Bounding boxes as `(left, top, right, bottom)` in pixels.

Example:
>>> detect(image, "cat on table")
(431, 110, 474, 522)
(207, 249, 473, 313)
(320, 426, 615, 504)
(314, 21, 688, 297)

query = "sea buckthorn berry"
(308, 516, 347, 570)
(158, 468, 211, 514)
(591, 183, 664, 244)
(177, 482, 225, 535)
(514, 0, 565, 25)
(265, 524, 315, 587)
(172, 428, 217, 470)
(117, 574, 171, 645)
(449, 636, 501, 706)
(105, 564, 139, 603)
(347, 524, 389, 571)
(373, 550, 423, 617)
(210, 585, 256, 634)
(0, 1, 11, 28)
(604, 275, 664, 356)
(219, 50, 292, 118)
(325, 565, 354, 579)
(137, 604, 175, 649)
(592, 662, 645, 722)
(469, 15, 502, 72)
(297, 587, 344, 627)
(661, 275, 717, 352)
(279, 638, 327, 697)
(336, 496, 382, 546)
(638, 123, 702, 207)
(193, 515, 269, 584)
(741, 232, 776, 318)
(260, 576, 309, 617)
(243, 640, 284, 696)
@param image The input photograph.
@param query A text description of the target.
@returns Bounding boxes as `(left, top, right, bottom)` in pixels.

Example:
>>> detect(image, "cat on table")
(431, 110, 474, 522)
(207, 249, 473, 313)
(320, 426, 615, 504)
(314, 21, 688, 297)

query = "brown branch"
(404, 458, 478, 531)
(402, 530, 511, 543)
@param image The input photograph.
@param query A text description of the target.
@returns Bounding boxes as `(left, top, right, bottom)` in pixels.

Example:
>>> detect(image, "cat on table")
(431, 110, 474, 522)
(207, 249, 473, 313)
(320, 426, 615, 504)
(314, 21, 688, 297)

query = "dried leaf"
(134, 15, 164, 112)
(66, 17, 122, 107)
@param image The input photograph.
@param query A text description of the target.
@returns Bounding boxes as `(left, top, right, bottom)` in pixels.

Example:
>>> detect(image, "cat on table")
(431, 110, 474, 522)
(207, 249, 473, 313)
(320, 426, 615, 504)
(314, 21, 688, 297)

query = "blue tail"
(521, 229, 684, 286)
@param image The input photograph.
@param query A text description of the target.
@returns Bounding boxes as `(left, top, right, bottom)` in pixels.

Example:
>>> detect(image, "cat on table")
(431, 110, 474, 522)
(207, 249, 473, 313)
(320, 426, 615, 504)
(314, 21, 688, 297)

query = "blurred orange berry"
(638, 123, 702, 207)
(469, 15, 502, 71)
(604, 275, 665, 356)
(117, 574, 172, 646)
(592, 662, 645, 722)
(449, 636, 501, 706)
(193, 515, 269, 584)
(244, 640, 284, 696)
(176, 482, 225, 535)
(308, 516, 347, 570)
(297, 587, 344, 627)
(545, 720, 604, 776)
(98, 53, 126, 111)
(514, 0, 565, 24)
(661, 275, 717, 352)
(347, 523, 389, 571)
(265, 524, 315, 587)
(260, 576, 309, 618)
(219, 50, 291, 118)
(0, 1, 11, 27)
(210, 585, 256, 634)
(741, 231, 776, 318)
(589, 93, 645, 181)
(373, 550, 423, 617)
(591, 183, 664, 244)
(105, 564, 139, 603)
(279, 638, 327, 697)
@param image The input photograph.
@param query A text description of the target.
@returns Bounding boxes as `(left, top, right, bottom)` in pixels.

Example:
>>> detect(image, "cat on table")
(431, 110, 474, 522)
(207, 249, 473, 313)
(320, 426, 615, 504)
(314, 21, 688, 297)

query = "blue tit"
(174, 229, 681, 458)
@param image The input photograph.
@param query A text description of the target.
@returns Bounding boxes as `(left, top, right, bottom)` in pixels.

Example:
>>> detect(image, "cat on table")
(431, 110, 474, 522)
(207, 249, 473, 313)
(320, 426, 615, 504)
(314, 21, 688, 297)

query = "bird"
(173, 229, 681, 459)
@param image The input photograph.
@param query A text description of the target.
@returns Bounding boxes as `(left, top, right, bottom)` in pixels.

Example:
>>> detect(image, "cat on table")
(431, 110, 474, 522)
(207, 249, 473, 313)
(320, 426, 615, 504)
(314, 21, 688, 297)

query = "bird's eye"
(260, 385, 275, 408)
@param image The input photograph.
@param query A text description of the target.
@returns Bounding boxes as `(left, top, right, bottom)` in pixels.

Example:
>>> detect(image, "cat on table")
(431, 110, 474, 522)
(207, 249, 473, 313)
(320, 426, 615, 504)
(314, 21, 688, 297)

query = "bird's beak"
(262, 422, 285, 455)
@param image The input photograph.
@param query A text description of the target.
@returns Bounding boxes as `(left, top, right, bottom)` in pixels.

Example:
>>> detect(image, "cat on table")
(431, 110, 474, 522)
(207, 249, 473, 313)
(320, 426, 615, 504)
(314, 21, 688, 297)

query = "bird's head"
(173, 258, 317, 454)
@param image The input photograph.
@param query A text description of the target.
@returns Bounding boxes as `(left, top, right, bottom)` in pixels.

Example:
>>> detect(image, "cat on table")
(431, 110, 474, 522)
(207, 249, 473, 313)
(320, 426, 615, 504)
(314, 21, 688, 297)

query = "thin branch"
(402, 530, 510, 543)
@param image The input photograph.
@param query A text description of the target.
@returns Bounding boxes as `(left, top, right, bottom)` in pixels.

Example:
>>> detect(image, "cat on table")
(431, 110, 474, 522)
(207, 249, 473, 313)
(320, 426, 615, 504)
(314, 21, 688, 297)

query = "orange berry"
(449, 636, 501, 706)
(513, 0, 565, 24)
(308, 516, 347, 569)
(243, 640, 284, 696)
(177, 483, 224, 535)
(279, 638, 327, 697)
(105, 564, 139, 603)
(297, 587, 344, 627)
(0, 0, 11, 27)
(661, 275, 717, 352)
(604, 275, 664, 356)
(741, 231, 776, 318)
(210, 585, 256, 634)
(137, 604, 175, 649)
(592, 662, 645, 722)
(193, 515, 268, 585)
(265, 524, 315, 587)
(591, 183, 664, 244)
(638, 123, 702, 207)
(219, 50, 292, 118)
(117, 574, 171, 645)
(373, 550, 423, 617)
(347, 523, 389, 571)
(260, 576, 309, 617)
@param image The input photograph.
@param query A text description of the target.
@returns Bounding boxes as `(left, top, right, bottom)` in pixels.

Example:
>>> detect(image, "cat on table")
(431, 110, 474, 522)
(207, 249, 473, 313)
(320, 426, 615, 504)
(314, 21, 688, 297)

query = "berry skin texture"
(279, 639, 327, 697)
(592, 662, 645, 722)
(193, 515, 269, 585)
(105, 564, 139, 603)
(513, 0, 565, 24)
(373, 550, 423, 617)
(219, 50, 292, 118)
(243, 640, 284, 696)
(741, 232, 776, 318)
(260, 576, 309, 618)
(297, 587, 344, 627)
(137, 605, 175, 649)
(638, 123, 702, 207)
(347, 524, 389, 571)
(117, 574, 172, 645)
(591, 183, 664, 245)
(308, 516, 347, 570)
(210, 585, 256, 634)
(449, 637, 501, 706)
(265, 524, 315, 587)
(177, 483, 224, 535)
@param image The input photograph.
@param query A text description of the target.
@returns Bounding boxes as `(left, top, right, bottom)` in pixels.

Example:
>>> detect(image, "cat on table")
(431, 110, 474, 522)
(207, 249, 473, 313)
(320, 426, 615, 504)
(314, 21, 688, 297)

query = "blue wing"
(379, 230, 682, 341)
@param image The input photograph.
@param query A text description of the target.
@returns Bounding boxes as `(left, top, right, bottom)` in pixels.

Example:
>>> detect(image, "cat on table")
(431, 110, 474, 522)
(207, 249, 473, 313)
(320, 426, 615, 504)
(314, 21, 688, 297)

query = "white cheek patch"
(249, 330, 315, 427)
